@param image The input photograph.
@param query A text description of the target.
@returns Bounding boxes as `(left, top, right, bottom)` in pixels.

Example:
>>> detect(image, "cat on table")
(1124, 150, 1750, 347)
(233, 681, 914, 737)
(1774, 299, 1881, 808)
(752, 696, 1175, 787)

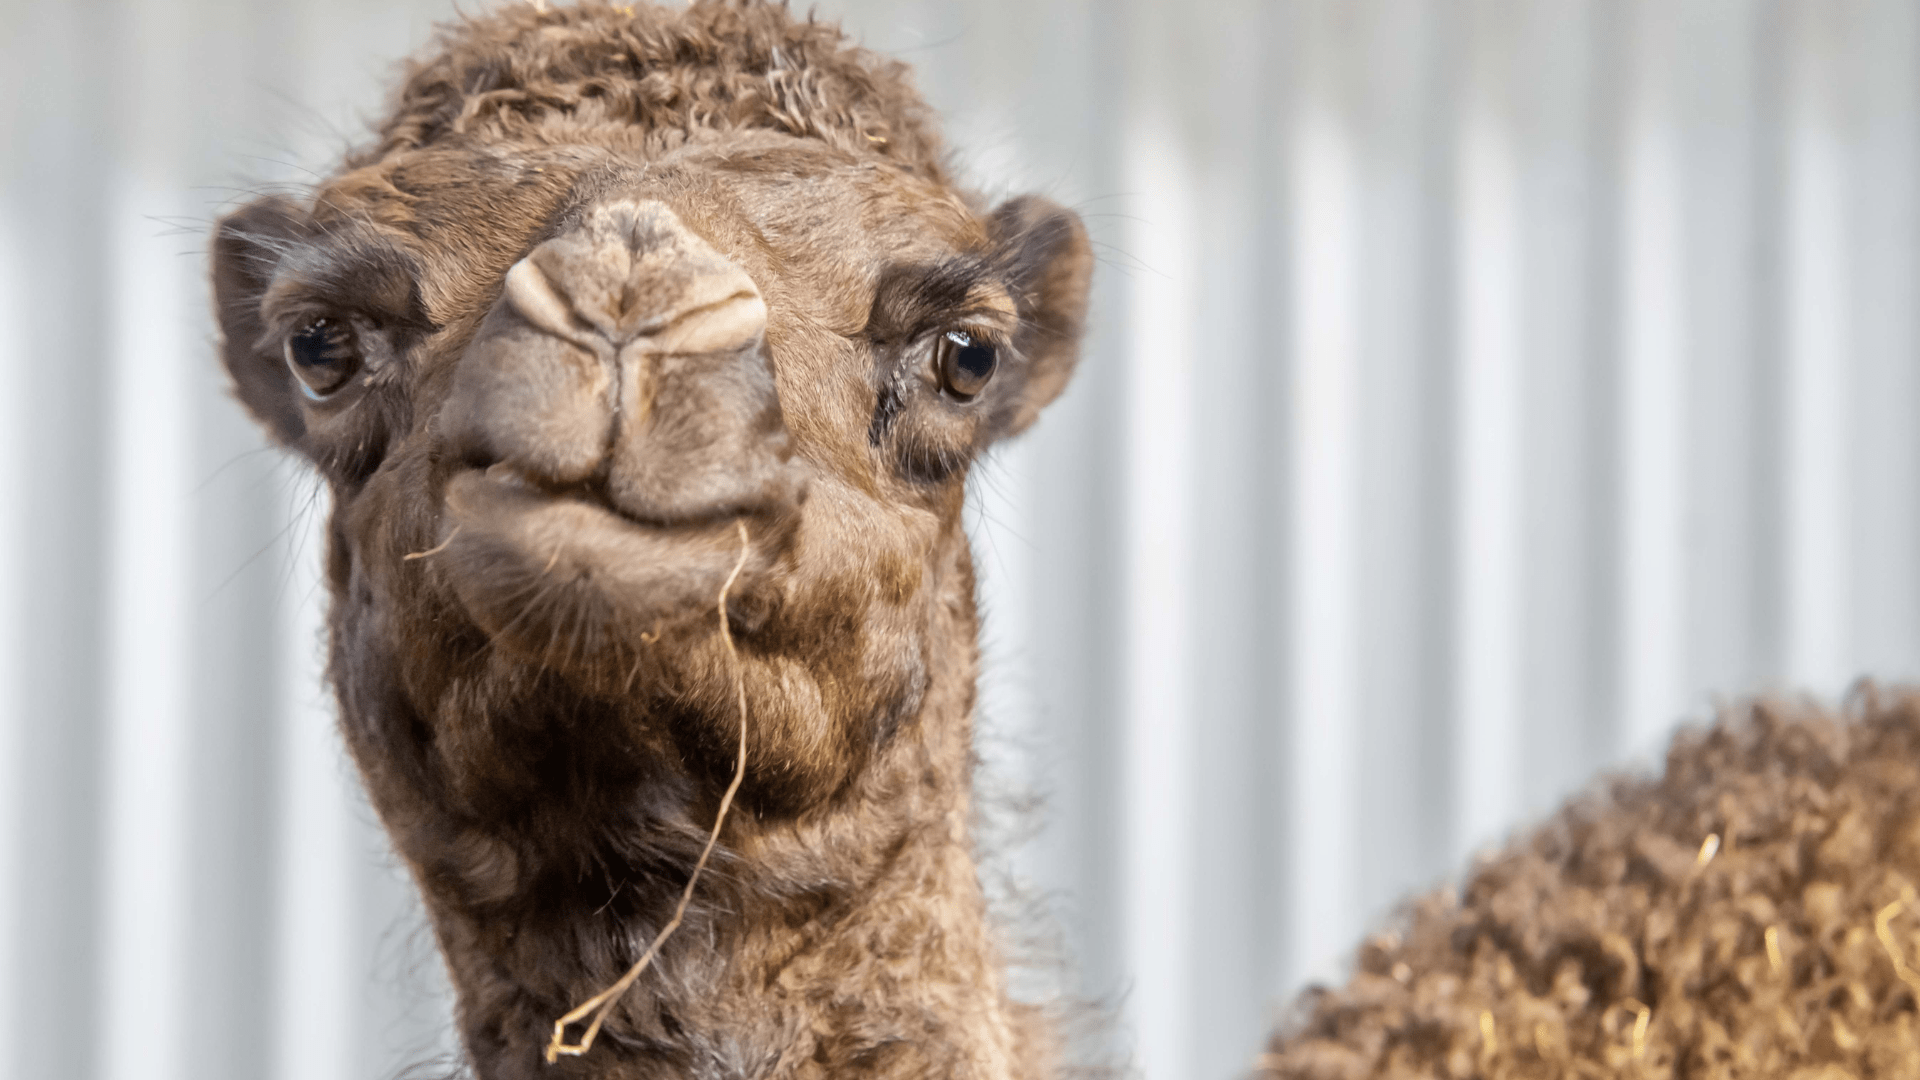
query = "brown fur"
(1256, 687, 1920, 1080)
(209, 4, 1092, 1078)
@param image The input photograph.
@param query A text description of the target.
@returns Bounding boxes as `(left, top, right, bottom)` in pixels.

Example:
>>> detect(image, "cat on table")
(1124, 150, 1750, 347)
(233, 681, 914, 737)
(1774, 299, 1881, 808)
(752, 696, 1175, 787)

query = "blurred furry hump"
(1258, 687, 1920, 1080)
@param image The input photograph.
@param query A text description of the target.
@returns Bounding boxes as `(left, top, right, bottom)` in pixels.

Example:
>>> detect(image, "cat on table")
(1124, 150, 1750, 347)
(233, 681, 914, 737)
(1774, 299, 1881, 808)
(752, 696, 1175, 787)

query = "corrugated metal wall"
(4, 3, 1918, 1080)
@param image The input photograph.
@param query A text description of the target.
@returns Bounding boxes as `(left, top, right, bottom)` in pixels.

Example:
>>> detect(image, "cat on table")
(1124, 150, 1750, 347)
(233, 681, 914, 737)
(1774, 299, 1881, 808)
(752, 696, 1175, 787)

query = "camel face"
(213, 128, 1089, 816)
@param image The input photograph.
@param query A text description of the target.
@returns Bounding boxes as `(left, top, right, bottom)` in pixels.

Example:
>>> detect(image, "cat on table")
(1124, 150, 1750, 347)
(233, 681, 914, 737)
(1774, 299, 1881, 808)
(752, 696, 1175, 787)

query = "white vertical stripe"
(968, 440, 1037, 776)
(0, 201, 23, 1074)
(964, 435, 1042, 995)
(1120, 112, 1196, 1080)
(1453, 87, 1524, 854)
(1782, 5, 1852, 694)
(1618, 2, 1688, 756)
(1287, 91, 1360, 991)
(274, 476, 354, 1080)
(100, 181, 193, 1080)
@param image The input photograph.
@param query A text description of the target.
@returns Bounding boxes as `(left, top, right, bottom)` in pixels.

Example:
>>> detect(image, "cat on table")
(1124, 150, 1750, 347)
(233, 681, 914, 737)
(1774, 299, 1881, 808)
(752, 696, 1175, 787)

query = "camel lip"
(436, 466, 768, 593)
(433, 468, 766, 667)
(438, 467, 661, 578)
(451, 464, 751, 536)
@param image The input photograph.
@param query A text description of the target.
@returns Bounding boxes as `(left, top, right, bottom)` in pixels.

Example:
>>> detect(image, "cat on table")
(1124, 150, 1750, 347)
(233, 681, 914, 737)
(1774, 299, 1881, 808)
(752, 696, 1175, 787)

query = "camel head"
(212, 2, 1090, 816)
(209, 4, 1089, 1074)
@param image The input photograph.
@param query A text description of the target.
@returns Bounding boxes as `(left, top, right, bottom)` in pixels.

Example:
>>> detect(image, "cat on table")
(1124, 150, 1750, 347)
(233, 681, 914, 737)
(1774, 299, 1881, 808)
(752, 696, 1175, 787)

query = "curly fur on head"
(358, 0, 947, 181)
(1257, 687, 1920, 1080)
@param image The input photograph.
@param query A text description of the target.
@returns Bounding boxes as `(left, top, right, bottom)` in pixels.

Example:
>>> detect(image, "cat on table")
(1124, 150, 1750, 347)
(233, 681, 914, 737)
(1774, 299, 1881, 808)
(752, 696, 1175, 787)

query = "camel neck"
(397, 547, 1039, 1079)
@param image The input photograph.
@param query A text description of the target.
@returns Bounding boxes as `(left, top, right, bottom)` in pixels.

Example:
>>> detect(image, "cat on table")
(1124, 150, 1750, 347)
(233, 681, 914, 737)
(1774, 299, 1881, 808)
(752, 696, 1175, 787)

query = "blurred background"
(4, 1, 1920, 1079)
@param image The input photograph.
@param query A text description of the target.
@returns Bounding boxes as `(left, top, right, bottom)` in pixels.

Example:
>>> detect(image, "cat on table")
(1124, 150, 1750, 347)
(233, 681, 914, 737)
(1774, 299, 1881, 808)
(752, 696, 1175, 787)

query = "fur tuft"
(358, 1, 947, 181)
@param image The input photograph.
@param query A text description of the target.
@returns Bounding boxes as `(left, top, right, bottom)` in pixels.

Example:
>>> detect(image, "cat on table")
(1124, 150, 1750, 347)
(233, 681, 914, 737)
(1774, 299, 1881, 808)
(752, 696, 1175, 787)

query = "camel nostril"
(501, 257, 589, 344)
(645, 291, 766, 356)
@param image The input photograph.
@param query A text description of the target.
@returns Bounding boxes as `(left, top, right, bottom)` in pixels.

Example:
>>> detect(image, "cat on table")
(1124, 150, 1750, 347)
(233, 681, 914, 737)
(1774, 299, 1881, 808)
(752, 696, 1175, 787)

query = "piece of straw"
(544, 520, 754, 1063)
(1622, 998, 1651, 1060)
(1478, 1011, 1498, 1065)
(1875, 893, 1920, 999)
(1695, 833, 1720, 867)
(1765, 925, 1783, 976)
(403, 526, 461, 561)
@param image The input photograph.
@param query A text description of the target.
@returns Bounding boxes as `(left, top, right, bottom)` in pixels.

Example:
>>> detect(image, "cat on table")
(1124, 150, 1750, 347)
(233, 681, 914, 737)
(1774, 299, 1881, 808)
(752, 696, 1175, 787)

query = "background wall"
(3, 2, 1918, 1079)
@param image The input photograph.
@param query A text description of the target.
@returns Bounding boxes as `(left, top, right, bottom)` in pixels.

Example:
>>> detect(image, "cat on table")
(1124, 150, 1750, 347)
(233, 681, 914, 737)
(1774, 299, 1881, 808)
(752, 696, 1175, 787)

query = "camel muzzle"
(441, 196, 799, 526)
(427, 197, 805, 677)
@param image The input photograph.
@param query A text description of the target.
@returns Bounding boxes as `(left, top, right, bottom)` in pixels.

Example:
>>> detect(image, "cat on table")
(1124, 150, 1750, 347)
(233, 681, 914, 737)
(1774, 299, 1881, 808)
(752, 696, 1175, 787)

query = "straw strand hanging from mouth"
(545, 519, 754, 1063)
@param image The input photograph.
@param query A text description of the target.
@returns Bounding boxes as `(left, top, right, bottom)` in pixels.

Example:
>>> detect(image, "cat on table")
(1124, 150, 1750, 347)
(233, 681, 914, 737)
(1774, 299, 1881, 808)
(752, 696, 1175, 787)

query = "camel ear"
(988, 195, 1091, 439)
(212, 196, 308, 446)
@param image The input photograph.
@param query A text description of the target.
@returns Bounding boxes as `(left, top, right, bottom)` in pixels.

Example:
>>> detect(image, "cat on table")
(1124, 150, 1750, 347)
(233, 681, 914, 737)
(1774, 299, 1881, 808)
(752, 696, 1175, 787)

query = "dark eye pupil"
(285, 317, 359, 397)
(956, 344, 995, 380)
(288, 319, 346, 368)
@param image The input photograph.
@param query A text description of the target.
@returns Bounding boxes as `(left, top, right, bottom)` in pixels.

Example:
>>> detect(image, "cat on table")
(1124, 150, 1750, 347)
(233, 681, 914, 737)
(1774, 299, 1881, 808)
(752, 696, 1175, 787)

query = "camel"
(213, 2, 1089, 1077)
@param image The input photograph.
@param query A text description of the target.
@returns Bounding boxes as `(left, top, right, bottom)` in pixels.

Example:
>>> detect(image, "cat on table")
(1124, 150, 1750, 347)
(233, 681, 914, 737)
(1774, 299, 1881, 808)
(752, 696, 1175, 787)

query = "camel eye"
(935, 330, 997, 400)
(285, 316, 361, 398)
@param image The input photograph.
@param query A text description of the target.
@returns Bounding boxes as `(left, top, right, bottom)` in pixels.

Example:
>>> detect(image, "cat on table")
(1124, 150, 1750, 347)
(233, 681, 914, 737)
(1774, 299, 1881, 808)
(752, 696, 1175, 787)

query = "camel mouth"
(433, 467, 776, 673)
(463, 462, 754, 533)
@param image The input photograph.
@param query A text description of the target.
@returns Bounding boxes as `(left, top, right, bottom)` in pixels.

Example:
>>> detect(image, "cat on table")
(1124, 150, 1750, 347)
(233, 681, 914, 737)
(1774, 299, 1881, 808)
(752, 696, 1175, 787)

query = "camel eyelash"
(864, 258, 1017, 342)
